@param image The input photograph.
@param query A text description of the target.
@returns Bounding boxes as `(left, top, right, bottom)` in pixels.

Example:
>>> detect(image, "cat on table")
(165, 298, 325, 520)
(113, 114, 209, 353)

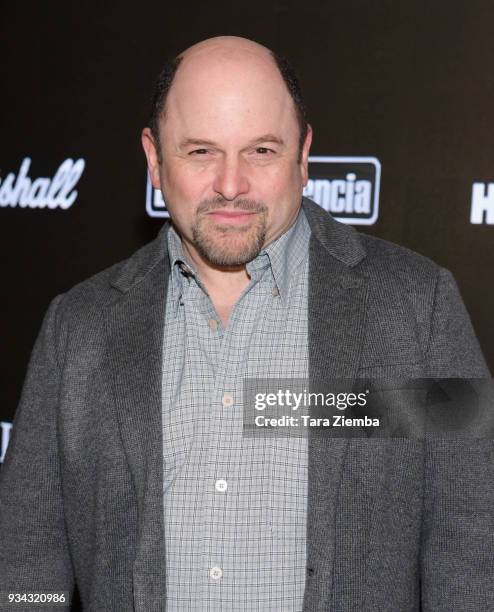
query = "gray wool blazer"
(0, 197, 492, 612)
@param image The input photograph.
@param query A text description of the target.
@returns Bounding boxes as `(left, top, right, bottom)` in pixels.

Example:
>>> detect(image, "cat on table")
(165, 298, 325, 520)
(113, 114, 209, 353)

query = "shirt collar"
(165, 204, 311, 314)
(252, 205, 311, 305)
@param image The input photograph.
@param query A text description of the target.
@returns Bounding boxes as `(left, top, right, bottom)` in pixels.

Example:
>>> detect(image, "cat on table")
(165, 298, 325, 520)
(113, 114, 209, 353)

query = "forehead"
(162, 48, 298, 143)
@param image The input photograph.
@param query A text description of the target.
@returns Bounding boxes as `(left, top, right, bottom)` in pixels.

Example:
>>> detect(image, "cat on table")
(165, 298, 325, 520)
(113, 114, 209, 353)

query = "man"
(0, 36, 492, 611)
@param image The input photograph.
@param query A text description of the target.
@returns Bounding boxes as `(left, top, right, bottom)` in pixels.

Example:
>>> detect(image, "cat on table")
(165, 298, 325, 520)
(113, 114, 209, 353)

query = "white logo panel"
(304, 156, 380, 225)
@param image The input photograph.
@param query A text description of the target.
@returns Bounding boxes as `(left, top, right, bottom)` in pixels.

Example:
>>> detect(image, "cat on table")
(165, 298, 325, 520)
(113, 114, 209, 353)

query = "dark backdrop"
(1, 2, 493, 604)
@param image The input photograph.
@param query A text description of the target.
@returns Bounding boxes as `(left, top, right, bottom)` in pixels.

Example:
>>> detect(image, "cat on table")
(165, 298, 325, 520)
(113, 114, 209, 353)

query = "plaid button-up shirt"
(161, 205, 311, 611)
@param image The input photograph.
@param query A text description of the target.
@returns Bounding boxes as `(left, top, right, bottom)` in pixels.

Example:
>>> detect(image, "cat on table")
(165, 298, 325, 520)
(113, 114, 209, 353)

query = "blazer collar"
(301, 196, 366, 267)
(108, 221, 170, 295)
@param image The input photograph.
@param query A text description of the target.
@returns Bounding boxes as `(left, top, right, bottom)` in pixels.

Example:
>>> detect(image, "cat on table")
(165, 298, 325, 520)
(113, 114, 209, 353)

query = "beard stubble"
(191, 197, 268, 267)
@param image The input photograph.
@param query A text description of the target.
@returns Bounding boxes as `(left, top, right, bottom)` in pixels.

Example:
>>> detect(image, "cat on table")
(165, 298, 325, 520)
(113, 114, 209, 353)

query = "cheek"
(163, 165, 209, 202)
(260, 165, 302, 201)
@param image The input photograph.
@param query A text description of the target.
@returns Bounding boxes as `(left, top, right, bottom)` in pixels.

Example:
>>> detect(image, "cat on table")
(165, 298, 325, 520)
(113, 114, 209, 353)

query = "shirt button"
(208, 318, 219, 331)
(272, 286, 280, 297)
(209, 566, 223, 580)
(215, 479, 228, 492)
(222, 394, 234, 407)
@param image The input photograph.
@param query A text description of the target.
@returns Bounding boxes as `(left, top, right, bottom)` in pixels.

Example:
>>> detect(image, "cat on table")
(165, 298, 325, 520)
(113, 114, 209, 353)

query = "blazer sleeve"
(420, 267, 494, 611)
(0, 295, 74, 609)
(424, 267, 490, 377)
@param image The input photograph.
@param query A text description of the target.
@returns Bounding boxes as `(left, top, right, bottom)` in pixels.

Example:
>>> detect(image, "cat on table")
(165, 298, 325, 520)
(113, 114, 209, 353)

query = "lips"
(207, 210, 257, 223)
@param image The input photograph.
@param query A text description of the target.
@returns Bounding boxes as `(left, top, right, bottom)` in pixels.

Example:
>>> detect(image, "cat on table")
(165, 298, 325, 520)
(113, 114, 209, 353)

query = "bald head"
(179, 35, 273, 62)
(148, 36, 307, 162)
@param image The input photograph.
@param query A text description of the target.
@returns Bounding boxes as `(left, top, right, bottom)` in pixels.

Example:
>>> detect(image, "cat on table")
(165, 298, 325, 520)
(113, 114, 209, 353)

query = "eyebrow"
(178, 134, 286, 149)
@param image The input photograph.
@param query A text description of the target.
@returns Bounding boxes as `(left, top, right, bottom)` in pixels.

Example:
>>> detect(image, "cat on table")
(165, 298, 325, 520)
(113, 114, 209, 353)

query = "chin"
(199, 233, 265, 267)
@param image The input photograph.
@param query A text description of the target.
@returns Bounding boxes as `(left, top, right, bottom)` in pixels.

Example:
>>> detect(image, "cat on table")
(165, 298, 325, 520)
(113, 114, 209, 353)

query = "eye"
(255, 147, 274, 155)
(189, 148, 209, 155)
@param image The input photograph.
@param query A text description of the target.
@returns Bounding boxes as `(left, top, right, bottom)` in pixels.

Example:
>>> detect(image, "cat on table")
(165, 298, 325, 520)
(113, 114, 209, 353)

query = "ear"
(300, 124, 313, 186)
(141, 127, 162, 189)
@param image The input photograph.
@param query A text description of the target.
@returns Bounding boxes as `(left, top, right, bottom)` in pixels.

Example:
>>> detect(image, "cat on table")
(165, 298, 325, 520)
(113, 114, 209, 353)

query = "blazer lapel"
(302, 198, 369, 611)
(104, 223, 170, 611)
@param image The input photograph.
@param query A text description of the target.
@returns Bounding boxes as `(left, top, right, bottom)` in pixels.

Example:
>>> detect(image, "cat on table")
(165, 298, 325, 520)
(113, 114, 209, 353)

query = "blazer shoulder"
(351, 233, 474, 371)
(357, 232, 443, 287)
(303, 198, 440, 282)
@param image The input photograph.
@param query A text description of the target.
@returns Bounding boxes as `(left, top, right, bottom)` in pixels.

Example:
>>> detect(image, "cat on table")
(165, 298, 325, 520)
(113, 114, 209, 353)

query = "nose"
(212, 155, 250, 201)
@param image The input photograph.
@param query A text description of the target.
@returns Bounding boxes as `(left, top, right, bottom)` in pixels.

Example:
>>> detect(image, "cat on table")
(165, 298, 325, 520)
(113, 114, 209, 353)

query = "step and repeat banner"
(1, 1, 493, 470)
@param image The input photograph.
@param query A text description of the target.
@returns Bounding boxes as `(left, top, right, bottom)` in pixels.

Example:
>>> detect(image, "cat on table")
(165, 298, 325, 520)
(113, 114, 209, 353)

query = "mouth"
(206, 210, 258, 224)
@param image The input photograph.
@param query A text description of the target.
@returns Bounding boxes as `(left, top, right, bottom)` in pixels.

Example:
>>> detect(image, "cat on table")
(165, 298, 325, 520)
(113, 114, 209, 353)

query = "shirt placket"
(198, 272, 271, 601)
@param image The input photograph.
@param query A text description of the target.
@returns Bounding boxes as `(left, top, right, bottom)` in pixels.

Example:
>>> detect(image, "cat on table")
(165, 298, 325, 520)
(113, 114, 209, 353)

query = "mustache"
(197, 197, 268, 215)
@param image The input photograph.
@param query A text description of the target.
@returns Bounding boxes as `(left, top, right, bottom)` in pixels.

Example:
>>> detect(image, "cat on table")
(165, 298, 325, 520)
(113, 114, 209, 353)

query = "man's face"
(143, 43, 312, 268)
